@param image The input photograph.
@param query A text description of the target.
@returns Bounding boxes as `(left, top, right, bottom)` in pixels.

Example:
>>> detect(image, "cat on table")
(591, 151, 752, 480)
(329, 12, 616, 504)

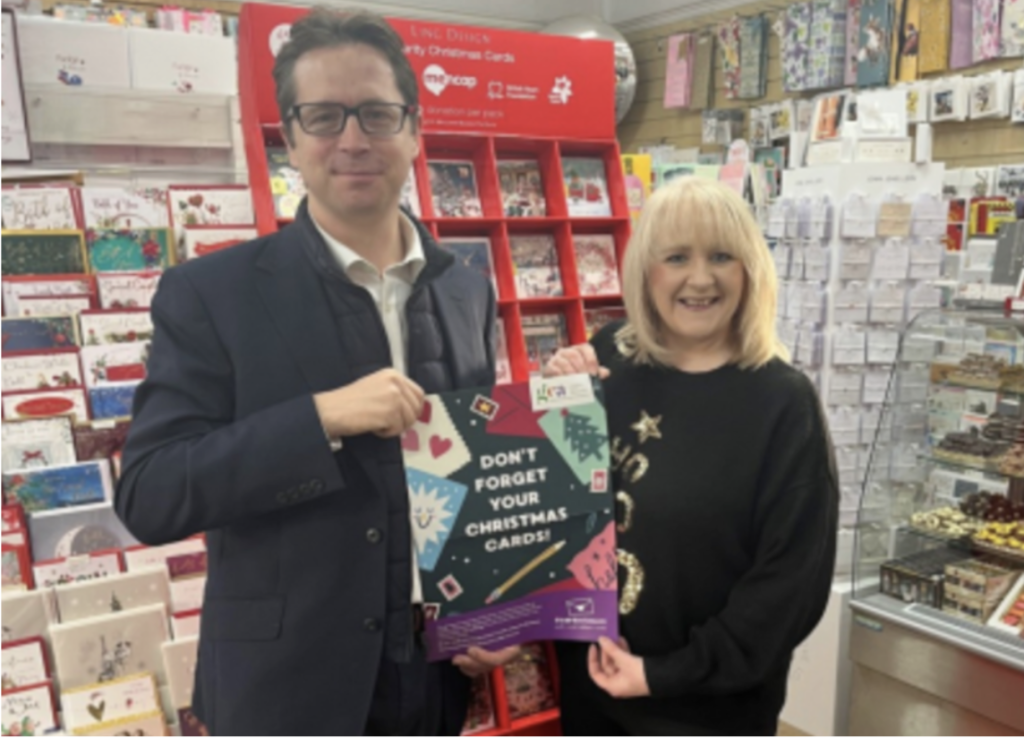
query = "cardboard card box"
(127, 27, 236, 95)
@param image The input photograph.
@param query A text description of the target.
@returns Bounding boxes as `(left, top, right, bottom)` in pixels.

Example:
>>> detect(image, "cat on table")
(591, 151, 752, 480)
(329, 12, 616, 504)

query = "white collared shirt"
(312, 212, 428, 604)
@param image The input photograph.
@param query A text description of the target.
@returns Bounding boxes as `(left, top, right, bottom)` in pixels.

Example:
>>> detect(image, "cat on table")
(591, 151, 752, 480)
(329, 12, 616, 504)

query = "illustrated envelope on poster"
(79, 187, 170, 229)
(61, 672, 161, 730)
(80, 342, 150, 388)
(401, 396, 471, 478)
(485, 383, 547, 439)
(406, 468, 468, 572)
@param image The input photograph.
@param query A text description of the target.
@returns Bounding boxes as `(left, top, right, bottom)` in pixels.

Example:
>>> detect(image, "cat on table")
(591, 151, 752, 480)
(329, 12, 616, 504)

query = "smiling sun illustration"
(410, 484, 454, 555)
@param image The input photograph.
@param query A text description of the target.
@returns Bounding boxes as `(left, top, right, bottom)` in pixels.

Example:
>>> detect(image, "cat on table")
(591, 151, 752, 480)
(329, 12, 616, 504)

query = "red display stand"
(237, 4, 629, 386)
(236, 12, 621, 730)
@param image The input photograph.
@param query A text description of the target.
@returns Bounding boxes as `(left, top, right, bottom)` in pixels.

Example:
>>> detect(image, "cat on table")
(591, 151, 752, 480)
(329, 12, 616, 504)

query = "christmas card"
(1, 415, 77, 471)
(95, 272, 161, 310)
(79, 310, 153, 347)
(572, 235, 620, 296)
(2, 460, 113, 513)
(402, 375, 617, 661)
(584, 307, 626, 339)
(502, 642, 557, 720)
(521, 314, 568, 377)
(79, 188, 170, 230)
(179, 226, 258, 261)
(32, 549, 124, 588)
(1, 186, 79, 230)
(266, 146, 306, 220)
(1, 681, 59, 736)
(88, 382, 140, 420)
(427, 160, 483, 218)
(85, 228, 174, 273)
(562, 157, 612, 217)
(497, 160, 546, 218)
(28, 502, 139, 562)
(61, 672, 161, 731)
(54, 568, 171, 623)
(167, 185, 255, 228)
(2, 275, 95, 317)
(1, 349, 83, 393)
(2, 316, 80, 352)
(1, 231, 87, 276)
(2, 388, 90, 424)
(510, 235, 563, 299)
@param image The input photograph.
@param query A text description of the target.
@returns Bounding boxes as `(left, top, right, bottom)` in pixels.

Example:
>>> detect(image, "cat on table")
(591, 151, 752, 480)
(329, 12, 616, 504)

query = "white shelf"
(24, 84, 238, 149)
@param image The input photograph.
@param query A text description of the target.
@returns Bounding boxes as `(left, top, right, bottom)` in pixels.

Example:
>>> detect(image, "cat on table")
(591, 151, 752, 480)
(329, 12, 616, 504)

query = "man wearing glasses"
(116, 8, 514, 736)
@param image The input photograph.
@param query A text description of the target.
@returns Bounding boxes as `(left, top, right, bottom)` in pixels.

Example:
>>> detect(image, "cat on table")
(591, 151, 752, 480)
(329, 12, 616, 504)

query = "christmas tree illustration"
(562, 409, 607, 462)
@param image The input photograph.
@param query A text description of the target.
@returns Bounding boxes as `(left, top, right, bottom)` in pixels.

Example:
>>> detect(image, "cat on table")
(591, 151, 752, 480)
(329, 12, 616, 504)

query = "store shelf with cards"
(557, 140, 630, 224)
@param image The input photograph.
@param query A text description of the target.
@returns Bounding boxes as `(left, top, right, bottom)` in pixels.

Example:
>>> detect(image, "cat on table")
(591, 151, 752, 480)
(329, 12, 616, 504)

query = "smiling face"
(648, 238, 746, 356)
(285, 43, 419, 226)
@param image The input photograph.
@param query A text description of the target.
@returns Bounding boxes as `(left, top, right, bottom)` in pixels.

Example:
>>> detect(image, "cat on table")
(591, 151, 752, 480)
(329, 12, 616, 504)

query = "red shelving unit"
(237, 5, 620, 733)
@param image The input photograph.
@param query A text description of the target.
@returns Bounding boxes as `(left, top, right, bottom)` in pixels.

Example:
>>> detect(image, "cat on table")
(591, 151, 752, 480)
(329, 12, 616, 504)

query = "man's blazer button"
(366, 528, 382, 544)
(310, 479, 325, 494)
(276, 491, 291, 504)
(363, 617, 381, 632)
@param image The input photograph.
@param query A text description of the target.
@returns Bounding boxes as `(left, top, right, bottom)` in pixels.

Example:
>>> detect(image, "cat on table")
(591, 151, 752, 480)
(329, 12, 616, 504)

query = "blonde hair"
(617, 176, 789, 369)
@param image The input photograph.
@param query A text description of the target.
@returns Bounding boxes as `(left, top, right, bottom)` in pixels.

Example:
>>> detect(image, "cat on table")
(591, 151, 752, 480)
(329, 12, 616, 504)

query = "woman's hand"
(542, 344, 610, 379)
(587, 637, 650, 698)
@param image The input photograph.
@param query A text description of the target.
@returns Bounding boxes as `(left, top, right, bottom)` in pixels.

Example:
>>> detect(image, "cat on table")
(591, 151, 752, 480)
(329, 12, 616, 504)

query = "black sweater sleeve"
(643, 380, 839, 697)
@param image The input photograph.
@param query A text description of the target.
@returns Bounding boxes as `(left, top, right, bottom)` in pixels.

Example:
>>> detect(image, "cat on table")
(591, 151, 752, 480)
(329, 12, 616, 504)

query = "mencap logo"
(422, 64, 478, 96)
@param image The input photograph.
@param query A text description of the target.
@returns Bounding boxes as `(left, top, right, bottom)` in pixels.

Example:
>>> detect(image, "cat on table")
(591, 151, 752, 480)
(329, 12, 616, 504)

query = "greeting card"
(502, 643, 557, 720)
(2, 387, 90, 423)
(438, 238, 496, 294)
(1, 681, 58, 736)
(1, 274, 88, 309)
(51, 603, 168, 689)
(167, 183, 253, 226)
(522, 314, 568, 376)
(86, 228, 173, 272)
(562, 158, 612, 217)
(14, 294, 93, 318)
(2, 315, 80, 353)
(0, 589, 56, 643)
(80, 342, 150, 388)
(584, 307, 626, 339)
(510, 236, 563, 299)
(497, 160, 546, 218)
(1, 638, 49, 691)
(61, 672, 161, 730)
(171, 610, 201, 640)
(180, 226, 258, 261)
(33, 549, 123, 588)
(72, 709, 167, 736)
(55, 569, 171, 623)
(266, 147, 306, 220)
(123, 537, 206, 573)
(28, 502, 139, 561)
(1, 415, 76, 471)
(1, 536, 32, 592)
(494, 320, 512, 387)
(162, 637, 197, 708)
(427, 160, 483, 218)
(79, 188, 170, 229)
(461, 675, 496, 735)
(2, 460, 112, 513)
(856, 0, 894, 88)
(73, 419, 131, 463)
(88, 382, 140, 420)
(1, 350, 83, 393)
(95, 272, 161, 310)
(1, 187, 78, 230)
(573, 235, 620, 296)
(79, 310, 153, 347)
(404, 376, 616, 661)
(1, 230, 87, 276)
(663, 33, 695, 109)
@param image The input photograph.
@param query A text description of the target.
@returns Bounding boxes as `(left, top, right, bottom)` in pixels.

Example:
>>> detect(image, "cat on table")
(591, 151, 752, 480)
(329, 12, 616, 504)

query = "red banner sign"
(239, 4, 616, 140)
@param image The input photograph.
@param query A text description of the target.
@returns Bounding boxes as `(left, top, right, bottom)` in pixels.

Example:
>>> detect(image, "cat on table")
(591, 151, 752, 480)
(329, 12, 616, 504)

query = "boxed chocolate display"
(880, 548, 969, 607)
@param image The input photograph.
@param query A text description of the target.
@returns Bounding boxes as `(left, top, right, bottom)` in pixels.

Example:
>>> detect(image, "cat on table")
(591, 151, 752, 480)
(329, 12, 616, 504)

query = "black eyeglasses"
(288, 102, 416, 138)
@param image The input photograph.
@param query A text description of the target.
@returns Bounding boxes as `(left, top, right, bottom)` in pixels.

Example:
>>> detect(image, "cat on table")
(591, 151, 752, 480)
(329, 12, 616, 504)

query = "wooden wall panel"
(618, 0, 1023, 170)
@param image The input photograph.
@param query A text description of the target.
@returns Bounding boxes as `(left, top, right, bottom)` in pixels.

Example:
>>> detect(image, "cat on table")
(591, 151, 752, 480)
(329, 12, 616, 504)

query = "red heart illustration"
(418, 400, 432, 425)
(401, 429, 420, 452)
(429, 435, 452, 458)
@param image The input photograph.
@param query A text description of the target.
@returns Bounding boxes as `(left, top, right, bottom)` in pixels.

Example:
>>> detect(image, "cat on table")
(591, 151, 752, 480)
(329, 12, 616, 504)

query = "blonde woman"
(545, 178, 838, 736)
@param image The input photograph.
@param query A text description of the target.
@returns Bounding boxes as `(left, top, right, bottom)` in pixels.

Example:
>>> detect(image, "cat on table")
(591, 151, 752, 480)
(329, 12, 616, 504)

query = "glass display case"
(849, 309, 1024, 735)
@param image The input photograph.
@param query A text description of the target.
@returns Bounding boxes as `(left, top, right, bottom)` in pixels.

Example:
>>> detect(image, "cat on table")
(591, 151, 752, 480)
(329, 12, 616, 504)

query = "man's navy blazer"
(114, 206, 496, 735)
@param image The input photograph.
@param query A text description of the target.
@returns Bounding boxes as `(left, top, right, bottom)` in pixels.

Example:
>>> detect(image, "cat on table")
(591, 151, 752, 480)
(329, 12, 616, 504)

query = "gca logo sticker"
(422, 64, 478, 96)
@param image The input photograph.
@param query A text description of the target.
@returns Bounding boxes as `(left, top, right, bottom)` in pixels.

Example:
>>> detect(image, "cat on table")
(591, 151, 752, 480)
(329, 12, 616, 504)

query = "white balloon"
(541, 16, 637, 126)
